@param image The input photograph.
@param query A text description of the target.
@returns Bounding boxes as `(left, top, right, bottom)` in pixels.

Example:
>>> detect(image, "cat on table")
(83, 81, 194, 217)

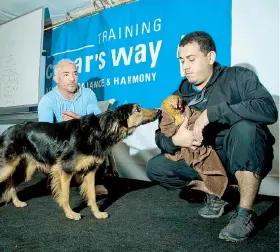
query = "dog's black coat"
(0, 104, 158, 172)
(0, 104, 159, 218)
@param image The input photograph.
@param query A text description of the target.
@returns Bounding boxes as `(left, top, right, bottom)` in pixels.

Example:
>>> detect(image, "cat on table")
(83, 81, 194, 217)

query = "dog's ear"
(114, 104, 134, 128)
(110, 121, 121, 133)
(118, 114, 128, 129)
(99, 104, 134, 135)
(99, 110, 124, 135)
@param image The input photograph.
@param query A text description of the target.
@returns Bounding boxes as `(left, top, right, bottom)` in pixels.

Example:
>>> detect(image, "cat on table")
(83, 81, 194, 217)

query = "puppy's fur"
(0, 104, 159, 220)
(161, 95, 186, 125)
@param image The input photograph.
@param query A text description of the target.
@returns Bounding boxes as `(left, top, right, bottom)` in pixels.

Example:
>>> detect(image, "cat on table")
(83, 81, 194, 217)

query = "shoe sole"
(218, 233, 247, 242)
(199, 202, 229, 219)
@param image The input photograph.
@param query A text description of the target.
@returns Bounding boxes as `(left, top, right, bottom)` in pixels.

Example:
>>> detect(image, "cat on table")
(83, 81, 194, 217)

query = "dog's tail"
(0, 157, 21, 183)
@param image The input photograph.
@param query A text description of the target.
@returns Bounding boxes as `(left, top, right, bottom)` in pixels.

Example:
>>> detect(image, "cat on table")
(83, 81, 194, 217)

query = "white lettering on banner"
(111, 40, 162, 68)
(98, 52, 106, 70)
(135, 44, 146, 64)
(75, 57, 83, 73)
(80, 79, 104, 89)
(111, 47, 133, 66)
(50, 71, 156, 91)
(113, 72, 157, 85)
(97, 18, 162, 44)
(149, 40, 162, 68)
(85, 55, 94, 72)
(45, 52, 106, 79)
(45, 19, 163, 80)
(45, 41, 161, 79)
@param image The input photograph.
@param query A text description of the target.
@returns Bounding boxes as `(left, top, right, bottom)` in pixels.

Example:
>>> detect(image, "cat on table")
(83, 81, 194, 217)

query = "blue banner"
(44, 0, 231, 108)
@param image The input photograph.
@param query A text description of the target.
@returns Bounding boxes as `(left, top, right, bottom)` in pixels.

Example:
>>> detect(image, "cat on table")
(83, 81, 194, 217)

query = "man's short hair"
(179, 31, 216, 55)
(54, 59, 76, 76)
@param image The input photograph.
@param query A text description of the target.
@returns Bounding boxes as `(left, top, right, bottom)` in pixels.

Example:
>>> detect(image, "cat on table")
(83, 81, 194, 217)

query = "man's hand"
(169, 96, 185, 113)
(193, 110, 209, 142)
(170, 98, 183, 110)
(172, 116, 202, 150)
(61, 111, 81, 121)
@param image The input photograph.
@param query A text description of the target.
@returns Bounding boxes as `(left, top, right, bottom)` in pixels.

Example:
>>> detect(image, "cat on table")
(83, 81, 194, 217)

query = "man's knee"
(224, 120, 272, 178)
(146, 157, 157, 181)
(225, 120, 259, 151)
(229, 120, 257, 140)
(146, 155, 166, 182)
(146, 154, 178, 183)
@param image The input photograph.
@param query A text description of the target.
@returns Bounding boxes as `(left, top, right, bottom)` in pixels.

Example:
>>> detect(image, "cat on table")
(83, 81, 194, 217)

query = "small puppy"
(161, 95, 186, 125)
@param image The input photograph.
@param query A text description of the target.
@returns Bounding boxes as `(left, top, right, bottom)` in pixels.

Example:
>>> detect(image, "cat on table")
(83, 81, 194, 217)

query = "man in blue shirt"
(38, 59, 101, 123)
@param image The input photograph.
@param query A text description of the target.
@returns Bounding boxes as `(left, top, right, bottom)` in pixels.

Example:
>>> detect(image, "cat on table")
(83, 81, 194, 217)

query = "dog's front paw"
(94, 211, 109, 219)
(66, 211, 82, 221)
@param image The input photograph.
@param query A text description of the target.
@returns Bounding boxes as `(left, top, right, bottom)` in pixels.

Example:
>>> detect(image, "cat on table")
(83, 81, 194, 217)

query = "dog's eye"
(135, 107, 142, 113)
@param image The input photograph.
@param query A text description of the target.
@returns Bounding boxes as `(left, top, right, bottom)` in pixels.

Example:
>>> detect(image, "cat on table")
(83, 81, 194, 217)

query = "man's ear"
(53, 74, 59, 84)
(208, 51, 216, 65)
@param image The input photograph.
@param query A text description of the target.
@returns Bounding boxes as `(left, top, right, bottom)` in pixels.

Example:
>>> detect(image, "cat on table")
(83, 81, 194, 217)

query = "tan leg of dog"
(25, 159, 37, 182)
(80, 171, 108, 219)
(59, 171, 81, 220)
(51, 169, 81, 221)
(2, 187, 27, 207)
(11, 188, 27, 207)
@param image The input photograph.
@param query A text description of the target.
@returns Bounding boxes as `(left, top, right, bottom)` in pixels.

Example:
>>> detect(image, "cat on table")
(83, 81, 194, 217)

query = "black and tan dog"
(0, 104, 159, 220)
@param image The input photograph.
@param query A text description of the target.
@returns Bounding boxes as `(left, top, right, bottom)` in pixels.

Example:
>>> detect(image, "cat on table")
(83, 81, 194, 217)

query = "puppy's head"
(161, 95, 186, 126)
(161, 95, 185, 113)
(100, 104, 159, 138)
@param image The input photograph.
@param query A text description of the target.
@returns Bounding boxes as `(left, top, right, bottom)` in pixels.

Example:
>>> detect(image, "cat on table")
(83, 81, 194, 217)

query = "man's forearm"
(155, 130, 178, 154)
